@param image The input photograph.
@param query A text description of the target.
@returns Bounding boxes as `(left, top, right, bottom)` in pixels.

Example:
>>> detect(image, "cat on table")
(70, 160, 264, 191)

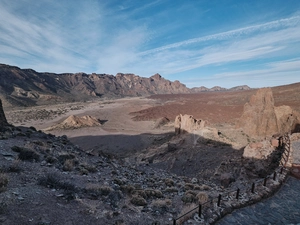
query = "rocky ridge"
(0, 64, 251, 107)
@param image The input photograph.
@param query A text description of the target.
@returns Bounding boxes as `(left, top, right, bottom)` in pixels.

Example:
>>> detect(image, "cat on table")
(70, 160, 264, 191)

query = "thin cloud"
(140, 15, 300, 55)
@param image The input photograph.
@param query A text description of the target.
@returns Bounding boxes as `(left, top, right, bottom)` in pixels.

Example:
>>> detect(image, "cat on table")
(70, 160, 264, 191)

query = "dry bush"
(85, 184, 113, 199)
(63, 159, 74, 171)
(181, 192, 196, 204)
(177, 203, 197, 225)
(1, 160, 22, 173)
(151, 199, 172, 209)
(120, 185, 135, 195)
(165, 187, 179, 193)
(196, 192, 209, 204)
(0, 173, 8, 192)
(38, 173, 76, 191)
(130, 196, 147, 206)
(16, 147, 40, 162)
(184, 183, 195, 190)
(144, 189, 163, 198)
(79, 163, 97, 173)
(164, 178, 175, 187)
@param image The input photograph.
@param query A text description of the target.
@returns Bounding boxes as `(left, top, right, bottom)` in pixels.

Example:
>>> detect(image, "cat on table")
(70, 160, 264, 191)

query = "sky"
(0, 0, 300, 88)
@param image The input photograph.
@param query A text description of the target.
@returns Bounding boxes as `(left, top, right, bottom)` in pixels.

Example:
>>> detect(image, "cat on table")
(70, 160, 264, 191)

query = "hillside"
(0, 64, 190, 107)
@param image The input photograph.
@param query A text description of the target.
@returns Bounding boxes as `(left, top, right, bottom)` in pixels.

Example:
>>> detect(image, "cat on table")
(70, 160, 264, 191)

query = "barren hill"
(0, 64, 190, 107)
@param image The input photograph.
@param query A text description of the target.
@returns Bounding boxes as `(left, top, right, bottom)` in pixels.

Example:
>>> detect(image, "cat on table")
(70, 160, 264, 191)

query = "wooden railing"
(172, 134, 291, 225)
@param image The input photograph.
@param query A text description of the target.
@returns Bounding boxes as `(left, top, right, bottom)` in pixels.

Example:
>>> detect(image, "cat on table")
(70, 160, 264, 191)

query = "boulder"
(174, 114, 205, 135)
(238, 88, 278, 137)
(275, 105, 300, 134)
(238, 88, 300, 137)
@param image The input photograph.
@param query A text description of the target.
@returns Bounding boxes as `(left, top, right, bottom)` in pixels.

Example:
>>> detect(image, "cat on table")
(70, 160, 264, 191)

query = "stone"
(238, 88, 300, 138)
(175, 114, 205, 135)
(238, 88, 278, 138)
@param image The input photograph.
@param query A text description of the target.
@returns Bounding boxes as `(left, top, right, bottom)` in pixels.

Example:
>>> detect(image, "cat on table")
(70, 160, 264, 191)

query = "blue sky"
(0, 0, 300, 88)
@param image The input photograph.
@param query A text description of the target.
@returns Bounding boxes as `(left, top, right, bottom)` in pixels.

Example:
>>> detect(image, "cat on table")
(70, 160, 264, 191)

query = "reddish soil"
(132, 83, 300, 125)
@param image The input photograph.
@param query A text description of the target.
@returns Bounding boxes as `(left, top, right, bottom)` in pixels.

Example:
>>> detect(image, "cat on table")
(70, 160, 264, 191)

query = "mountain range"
(0, 63, 250, 107)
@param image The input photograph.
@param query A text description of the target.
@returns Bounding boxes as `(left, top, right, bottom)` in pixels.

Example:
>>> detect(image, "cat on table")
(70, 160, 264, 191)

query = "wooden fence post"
(273, 172, 277, 181)
(198, 204, 202, 217)
(217, 194, 222, 207)
(236, 188, 240, 200)
(251, 183, 255, 193)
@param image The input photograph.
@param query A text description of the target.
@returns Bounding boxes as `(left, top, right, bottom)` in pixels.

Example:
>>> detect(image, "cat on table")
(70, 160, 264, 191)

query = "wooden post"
(263, 177, 267, 186)
(251, 183, 255, 193)
(217, 194, 221, 207)
(173, 219, 176, 225)
(273, 172, 277, 181)
(236, 188, 240, 200)
(198, 204, 202, 217)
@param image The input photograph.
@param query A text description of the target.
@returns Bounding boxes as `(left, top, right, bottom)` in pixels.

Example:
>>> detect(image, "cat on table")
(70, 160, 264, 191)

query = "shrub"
(63, 159, 74, 171)
(38, 173, 76, 191)
(196, 192, 209, 204)
(130, 196, 147, 206)
(145, 189, 163, 198)
(184, 183, 195, 190)
(0, 173, 8, 192)
(165, 187, 179, 193)
(18, 148, 40, 162)
(120, 185, 135, 195)
(164, 178, 174, 187)
(79, 163, 97, 173)
(181, 193, 196, 203)
(7, 160, 22, 173)
(151, 199, 172, 209)
(85, 184, 113, 199)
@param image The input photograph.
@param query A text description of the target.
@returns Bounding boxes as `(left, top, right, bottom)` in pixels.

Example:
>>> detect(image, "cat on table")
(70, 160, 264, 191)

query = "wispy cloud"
(140, 15, 300, 55)
(0, 1, 299, 88)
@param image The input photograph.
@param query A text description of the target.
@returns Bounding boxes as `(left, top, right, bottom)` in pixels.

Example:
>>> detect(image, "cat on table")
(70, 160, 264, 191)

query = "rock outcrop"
(0, 99, 8, 128)
(238, 88, 300, 138)
(46, 115, 101, 130)
(175, 114, 206, 135)
(238, 88, 278, 137)
(275, 105, 300, 134)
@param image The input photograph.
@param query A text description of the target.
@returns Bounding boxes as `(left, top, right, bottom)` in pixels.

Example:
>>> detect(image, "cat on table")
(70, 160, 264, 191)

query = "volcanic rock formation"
(175, 114, 206, 135)
(238, 88, 300, 137)
(46, 115, 101, 130)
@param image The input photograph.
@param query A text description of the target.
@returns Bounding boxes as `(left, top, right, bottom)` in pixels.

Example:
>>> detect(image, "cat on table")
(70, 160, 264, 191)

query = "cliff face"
(0, 64, 189, 107)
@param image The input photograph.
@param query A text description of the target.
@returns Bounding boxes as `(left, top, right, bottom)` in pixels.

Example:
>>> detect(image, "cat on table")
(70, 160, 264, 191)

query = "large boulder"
(0, 99, 8, 128)
(238, 88, 278, 137)
(275, 105, 300, 134)
(174, 114, 205, 135)
(238, 88, 300, 137)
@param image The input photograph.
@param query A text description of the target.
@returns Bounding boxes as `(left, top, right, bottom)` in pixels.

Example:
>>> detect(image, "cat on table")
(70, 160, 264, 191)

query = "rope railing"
(172, 134, 291, 225)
